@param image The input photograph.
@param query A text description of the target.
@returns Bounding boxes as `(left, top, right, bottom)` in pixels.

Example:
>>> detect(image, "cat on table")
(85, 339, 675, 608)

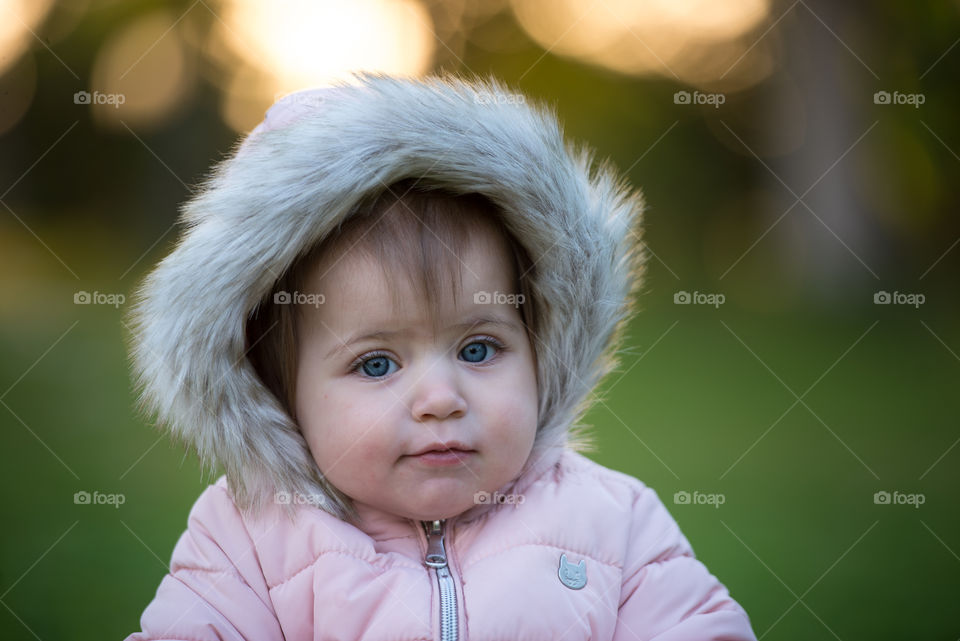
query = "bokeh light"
(0, 53, 36, 135)
(0, 0, 54, 76)
(89, 10, 193, 131)
(510, 0, 773, 90)
(208, 0, 436, 132)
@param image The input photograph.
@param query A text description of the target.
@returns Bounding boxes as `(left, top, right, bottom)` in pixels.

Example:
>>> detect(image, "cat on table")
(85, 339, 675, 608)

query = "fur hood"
(128, 72, 645, 520)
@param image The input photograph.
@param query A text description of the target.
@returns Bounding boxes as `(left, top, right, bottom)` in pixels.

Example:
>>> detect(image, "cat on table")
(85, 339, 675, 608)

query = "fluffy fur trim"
(128, 72, 645, 520)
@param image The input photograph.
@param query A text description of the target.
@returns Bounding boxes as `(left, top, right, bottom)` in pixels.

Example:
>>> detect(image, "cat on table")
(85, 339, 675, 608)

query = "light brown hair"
(245, 179, 537, 422)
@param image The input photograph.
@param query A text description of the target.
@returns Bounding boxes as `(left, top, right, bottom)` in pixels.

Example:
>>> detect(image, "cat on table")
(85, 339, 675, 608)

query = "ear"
(577, 559, 585, 571)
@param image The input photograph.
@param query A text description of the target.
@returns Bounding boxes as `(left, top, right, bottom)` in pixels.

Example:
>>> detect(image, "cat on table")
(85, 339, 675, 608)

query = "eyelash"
(347, 335, 507, 378)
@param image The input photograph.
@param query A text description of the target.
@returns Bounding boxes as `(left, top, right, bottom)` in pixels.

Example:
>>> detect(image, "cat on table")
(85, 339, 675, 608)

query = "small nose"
(409, 357, 467, 422)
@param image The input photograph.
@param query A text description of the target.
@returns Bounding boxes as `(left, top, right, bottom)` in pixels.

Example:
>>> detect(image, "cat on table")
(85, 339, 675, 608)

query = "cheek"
(484, 363, 539, 443)
(510, 347, 540, 413)
(297, 384, 397, 470)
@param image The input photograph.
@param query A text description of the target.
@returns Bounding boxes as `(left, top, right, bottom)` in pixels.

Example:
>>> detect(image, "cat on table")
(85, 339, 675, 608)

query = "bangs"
(298, 181, 515, 333)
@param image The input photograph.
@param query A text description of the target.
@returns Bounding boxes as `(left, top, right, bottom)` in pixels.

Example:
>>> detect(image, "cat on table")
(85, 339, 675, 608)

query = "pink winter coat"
(127, 449, 756, 640)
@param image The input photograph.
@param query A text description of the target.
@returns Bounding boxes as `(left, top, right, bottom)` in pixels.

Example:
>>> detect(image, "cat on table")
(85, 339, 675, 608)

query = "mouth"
(407, 443, 476, 467)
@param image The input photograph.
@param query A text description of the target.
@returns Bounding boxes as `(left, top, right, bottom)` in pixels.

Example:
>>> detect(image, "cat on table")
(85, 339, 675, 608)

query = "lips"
(407, 443, 475, 466)
(409, 442, 474, 457)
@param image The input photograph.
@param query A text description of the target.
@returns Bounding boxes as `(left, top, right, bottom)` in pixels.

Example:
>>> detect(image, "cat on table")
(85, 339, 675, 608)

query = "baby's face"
(294, 227, 538, 522)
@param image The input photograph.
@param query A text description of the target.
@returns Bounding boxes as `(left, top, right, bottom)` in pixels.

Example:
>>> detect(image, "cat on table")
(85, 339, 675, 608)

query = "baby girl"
(126, 73, 756, 640)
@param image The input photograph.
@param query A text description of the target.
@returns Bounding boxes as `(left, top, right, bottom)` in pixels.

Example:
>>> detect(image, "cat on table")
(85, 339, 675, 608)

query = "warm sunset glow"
(210, 0, 436, 132)
(0, 0, 54, 76)
(89, 10, 193, 131)
(509, 0, 772, 89)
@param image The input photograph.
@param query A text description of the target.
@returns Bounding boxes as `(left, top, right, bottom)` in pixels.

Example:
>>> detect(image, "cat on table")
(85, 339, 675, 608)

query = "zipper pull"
(424, 519, 447, 568)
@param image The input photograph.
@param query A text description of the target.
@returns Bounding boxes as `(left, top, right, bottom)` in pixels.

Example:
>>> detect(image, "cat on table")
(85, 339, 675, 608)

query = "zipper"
(423, 519, 458, 641)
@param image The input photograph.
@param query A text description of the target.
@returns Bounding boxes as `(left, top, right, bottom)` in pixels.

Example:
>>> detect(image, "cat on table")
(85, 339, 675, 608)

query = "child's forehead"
(306, 222, 516, 292)
(327, 309, 524, 353)
(298, 238, 524, 338)
(313, 246, 514, 305)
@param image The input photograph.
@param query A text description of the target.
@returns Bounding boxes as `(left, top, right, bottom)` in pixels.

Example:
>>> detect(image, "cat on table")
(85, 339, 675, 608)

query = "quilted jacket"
(128, 449, 756, 640)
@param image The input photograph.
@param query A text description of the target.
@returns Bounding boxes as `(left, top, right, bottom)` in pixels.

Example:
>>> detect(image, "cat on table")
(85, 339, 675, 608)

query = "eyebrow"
(324, 315, 523, 360)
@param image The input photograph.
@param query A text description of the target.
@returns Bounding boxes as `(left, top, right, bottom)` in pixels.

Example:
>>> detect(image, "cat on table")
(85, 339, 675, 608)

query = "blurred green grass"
(1, 269, 957, 639)
(590, 308, 959, 640)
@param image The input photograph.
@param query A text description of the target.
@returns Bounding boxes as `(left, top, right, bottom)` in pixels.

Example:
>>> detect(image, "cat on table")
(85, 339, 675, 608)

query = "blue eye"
(357, 354, 397, 378)
(460, 341, 494, 363)
(350, 337, 504, 379)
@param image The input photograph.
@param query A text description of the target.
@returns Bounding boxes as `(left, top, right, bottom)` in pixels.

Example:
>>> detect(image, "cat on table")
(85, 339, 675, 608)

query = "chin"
(400, 481, 478, 521)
